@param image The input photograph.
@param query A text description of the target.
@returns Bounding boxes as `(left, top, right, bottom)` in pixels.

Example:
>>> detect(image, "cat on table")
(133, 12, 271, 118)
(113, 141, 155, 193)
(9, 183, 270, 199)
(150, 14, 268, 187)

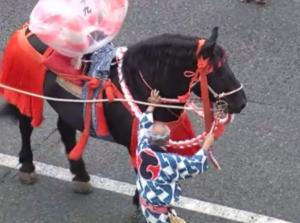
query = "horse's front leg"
(18, 114, 38, 184)
(57, 116, 92, 194)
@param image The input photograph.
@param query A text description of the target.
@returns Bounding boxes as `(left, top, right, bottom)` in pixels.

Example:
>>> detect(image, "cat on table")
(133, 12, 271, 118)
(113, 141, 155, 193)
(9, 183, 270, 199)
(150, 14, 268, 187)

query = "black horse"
(0, 27, 246, 203)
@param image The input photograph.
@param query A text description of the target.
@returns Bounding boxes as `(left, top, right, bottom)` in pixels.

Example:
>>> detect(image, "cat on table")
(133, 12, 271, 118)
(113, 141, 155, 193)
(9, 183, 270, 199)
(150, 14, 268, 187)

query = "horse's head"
(121, 28, 246, 115)
(192, 27, 247, 114)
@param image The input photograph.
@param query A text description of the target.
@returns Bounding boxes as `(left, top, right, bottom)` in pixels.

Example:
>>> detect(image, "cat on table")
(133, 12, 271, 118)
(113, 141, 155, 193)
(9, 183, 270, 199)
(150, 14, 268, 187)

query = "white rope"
(0, 83, 195, 111)
(208, 84, 244, 99)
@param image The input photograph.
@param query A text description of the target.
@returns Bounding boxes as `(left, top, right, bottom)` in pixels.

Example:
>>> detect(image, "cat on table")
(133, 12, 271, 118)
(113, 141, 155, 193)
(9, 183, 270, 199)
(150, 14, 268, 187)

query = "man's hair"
(147, 122, 170, 147)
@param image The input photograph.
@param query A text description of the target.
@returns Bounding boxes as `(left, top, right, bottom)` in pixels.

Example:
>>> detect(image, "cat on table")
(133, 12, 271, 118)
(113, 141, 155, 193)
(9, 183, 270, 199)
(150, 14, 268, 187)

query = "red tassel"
(68, 129, 90, 160)
(68, 89, 92, 160)
(104, 81, 115, 102)
(68, 80, 98, 160)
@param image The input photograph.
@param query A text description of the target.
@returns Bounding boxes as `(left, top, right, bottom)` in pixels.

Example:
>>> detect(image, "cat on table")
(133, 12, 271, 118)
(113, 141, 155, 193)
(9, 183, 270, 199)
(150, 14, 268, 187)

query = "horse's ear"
(200, 27, 219, 59)
(209, 27, 219, 43)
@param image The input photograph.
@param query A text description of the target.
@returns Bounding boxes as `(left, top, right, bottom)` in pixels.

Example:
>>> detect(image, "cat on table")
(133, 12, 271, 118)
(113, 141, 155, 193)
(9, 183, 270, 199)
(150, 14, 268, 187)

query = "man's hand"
(202, 132, 215, 151)
(146, 89, 161, 112)
(148, 89, 161, 104)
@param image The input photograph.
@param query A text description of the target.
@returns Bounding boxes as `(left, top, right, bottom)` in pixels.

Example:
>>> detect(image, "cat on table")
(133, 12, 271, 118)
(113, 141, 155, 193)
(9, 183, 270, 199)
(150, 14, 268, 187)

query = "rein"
(115, 42, 229, 169)
(138, 45, 243, 103)
(116, 40, 244, 169)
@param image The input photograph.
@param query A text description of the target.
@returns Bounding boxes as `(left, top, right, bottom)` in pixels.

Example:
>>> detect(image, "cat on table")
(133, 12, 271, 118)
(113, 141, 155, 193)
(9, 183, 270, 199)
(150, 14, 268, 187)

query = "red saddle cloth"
(43, 51, 84, 86)
(0, 25, 86, 127)
(0, 26, 52, 127)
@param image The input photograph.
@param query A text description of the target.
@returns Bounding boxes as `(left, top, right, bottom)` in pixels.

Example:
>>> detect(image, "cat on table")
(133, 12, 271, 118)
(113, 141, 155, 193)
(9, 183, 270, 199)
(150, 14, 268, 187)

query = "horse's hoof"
(256, 0, 266, 4)
(18, 171, 38, 185)
(130, 208, 144, 223)
(72, 181, 93, 194)
(132, 190, 140, 207)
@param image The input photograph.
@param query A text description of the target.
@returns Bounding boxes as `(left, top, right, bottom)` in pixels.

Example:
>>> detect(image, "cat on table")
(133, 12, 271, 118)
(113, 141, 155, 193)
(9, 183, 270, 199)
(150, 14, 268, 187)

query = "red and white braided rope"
(115, 47, 232, 149)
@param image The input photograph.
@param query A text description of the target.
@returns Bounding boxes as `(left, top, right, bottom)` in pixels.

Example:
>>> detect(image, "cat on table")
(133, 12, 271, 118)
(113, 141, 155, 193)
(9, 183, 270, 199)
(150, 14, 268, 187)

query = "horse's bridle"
(137, 40, 243, 104)
(207, 84, 244, 99)
(115, 40, 242, 170)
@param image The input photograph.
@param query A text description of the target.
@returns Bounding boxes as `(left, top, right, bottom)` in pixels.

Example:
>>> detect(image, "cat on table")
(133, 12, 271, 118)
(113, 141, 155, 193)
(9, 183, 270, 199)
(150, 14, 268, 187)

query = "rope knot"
(88, 78, 100, 89)
(183, 71, 196, 78)
(103, 80, 115, 102)
(177, 93, 190, 103)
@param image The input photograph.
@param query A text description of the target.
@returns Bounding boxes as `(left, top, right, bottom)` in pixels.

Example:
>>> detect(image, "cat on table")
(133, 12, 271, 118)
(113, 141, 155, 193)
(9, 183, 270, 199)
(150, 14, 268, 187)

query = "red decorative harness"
(70, 41, 217, 162)
(0, 26, 240, 167)
(0, 25, 53, 127)
(115, 39, 243, 168)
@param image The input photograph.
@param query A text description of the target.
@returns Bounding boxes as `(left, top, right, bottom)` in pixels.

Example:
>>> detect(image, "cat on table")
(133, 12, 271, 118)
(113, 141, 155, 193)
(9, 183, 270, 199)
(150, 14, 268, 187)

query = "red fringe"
(165, 112, 199, 156)
(0, 28, 47, 127)
(68, 129, 90, 160)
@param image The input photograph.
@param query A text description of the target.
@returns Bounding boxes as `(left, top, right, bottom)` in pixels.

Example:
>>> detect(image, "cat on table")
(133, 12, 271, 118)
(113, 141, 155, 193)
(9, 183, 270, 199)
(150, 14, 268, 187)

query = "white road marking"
(0, 153, 292, 223)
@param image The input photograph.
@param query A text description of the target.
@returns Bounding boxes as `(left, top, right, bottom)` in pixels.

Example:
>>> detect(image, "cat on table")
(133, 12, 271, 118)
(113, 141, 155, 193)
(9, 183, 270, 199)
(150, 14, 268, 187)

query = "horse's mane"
(123, 34, 197, 78)
(121, 34, 199, 97)
(119, 33, 226, 103)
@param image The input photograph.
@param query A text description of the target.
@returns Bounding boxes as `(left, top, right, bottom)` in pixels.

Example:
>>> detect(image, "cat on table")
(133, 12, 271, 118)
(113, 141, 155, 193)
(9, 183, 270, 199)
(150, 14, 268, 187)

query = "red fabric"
(0, 27, 49, 127)
(139, 197, 170, 214)
(68, 80, 130, 161)
(43, 51, 81, 76)
(96, 80, 135, 138)
(130, 112, 198, 168)
(165, 112, 199, 156)
(96, 80, 131, 137)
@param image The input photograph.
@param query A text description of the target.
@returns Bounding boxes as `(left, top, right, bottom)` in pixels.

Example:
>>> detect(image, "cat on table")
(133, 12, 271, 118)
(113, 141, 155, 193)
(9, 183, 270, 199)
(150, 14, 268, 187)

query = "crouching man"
(136, 89, 215, 223)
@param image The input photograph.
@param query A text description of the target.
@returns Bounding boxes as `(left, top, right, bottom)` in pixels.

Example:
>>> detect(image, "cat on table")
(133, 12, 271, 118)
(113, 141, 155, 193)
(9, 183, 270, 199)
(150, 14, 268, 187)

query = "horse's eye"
(223, 54, 228, 62)
(218, 60, 223, 68)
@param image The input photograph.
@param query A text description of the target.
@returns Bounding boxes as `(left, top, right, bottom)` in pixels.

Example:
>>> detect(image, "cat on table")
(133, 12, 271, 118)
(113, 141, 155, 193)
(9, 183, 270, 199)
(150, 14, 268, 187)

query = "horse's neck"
(109, 63, 183, 122)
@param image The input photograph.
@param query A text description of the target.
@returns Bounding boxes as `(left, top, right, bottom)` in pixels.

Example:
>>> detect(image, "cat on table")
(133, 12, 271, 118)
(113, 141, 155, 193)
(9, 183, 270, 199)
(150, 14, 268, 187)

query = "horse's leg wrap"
(57, 117, 92, 194)
(18, 114, 37, 184)
(255, 0, 266, 4)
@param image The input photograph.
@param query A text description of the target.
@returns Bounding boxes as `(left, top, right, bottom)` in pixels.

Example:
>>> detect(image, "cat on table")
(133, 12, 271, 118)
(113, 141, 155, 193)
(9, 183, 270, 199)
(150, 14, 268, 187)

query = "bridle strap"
(197, 39, 214, 131)
(138, 39, 243, 106)
(208, 84, 244, 99)
(138, 70, 191, 104)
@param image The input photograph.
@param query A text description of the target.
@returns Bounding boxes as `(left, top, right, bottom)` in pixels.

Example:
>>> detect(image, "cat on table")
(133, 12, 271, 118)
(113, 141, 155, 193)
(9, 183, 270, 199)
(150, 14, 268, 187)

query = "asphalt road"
(0, 0, 299, 223)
